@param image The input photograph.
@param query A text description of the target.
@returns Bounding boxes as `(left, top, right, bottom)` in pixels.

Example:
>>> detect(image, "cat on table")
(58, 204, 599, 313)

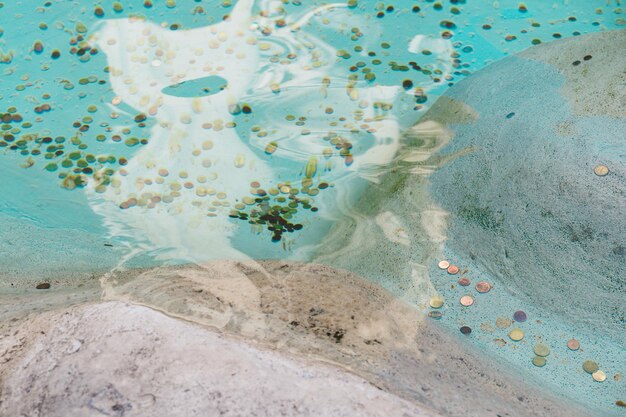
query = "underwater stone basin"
(427, 29, 625, 341)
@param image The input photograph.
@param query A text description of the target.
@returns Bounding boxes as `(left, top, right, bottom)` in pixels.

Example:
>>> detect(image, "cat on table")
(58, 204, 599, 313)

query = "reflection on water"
(87, 0, 424, 263)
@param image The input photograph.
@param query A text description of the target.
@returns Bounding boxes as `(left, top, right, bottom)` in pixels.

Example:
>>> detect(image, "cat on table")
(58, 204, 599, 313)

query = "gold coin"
(533, 343, 550, 357)
(583, 360, 599, 374)
(592, 370, 607, 382)
(496, 317, 513, 329)
(475, 281, 492, 293)
(566, 339, 580, 350)
(438, 260, 450, 270)
(429, 296, 444, 309)
(532, 356, 546, 367)
(593, 165, 609, 176)
(508, 328, 524, 341)
(460, 295, 474, 307)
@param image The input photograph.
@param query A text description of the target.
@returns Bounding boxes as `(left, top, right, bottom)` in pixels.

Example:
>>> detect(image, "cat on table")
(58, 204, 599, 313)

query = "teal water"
(0, 1, 624, 415)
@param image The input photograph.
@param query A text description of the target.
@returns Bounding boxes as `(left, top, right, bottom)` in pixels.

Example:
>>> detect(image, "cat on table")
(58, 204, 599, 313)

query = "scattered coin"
(509, 328, 524, 341)
(480, 322, 495, 333)
(513, 310, 527, 322)
(457, 277, 471, 286)
(532, 356, 546, 367)
(475, 281, 491, 293)
(496, 317, 513, 329)
(592, 370, 607, 382)
(534, 343, 550, 357)
(460, 295, 474, 306)
(438, 260, 450, 270)
(567, 339, 580, 351)
(593, 165, 609, 176)
(583, 360, 599, 374)
(429, 296, 444, 309)
(460, 326, 472, 335)
(447, 265, 460, 275)
(428, 311, 442, 319)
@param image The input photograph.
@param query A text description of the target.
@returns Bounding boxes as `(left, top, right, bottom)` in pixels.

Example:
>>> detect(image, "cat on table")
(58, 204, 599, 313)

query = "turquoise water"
(0, 0, 624, 415)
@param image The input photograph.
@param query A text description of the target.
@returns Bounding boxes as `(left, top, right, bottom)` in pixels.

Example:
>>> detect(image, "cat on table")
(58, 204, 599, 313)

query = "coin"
(460, 326, 472, 335)
(458, 277, 471, 286)
(438, 260, 450, 270)
(428, 311, 442, 320)
(593, 165, 609, 176)
(496, 317, 513, 329)
(532, 356, 546, 367)
(509, 328, 524, 341)
(513, 310, 527, 322)
(429, 296, 444, 309)
(460, 295, 474, 306)
(534, 343, 550, 357)
(583, 360, 599, 374)
(475, 281, 491, 293)
(567, 339, 580, 350)
(447, 265, 460, 275)
(592, 370, 607, 382)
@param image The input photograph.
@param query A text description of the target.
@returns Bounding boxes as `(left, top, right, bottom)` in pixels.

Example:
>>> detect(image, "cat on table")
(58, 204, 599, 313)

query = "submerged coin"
(429, 296, 444, 309)
(567, 339, 580, 350)
(592, 370, 607, 382)
(457, 277, 471, 286)
(532, 356, 546, 367)
(583, 360, 599, 374)
(513, 310, 527, 322)
(447, 265, 460, 275)
(534, 343, 550, 357)
(438, 260, 450, 269)
(460, 326, 472, 335)
(594, 165, 609, 176)
(475, 281, 491, 293)
(428, 311, 442, 320)
(460, 295, 474, 306)
(496, 317, 513, 329)
(509, 328, 524, 341)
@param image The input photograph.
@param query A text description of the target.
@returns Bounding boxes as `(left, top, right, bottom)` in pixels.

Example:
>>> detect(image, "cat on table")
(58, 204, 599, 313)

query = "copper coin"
(458, 277, 471, 286)
(475, 281, 492, 293)
(594, 165, 609, 176)
(438, 260, 450, 270)
(567, 339, 580, 351)
(447, 265, 460, 275)
(460, 295, 474, 306)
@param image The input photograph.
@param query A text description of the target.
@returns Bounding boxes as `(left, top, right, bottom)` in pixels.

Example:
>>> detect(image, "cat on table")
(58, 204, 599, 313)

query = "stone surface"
(0, 301, 439, 417)
(0, 261, 594, 417)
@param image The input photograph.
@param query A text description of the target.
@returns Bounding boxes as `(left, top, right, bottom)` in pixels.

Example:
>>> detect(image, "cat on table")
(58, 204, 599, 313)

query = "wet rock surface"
(0, 301, 439, 417)
(24, 259, 589, 417)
